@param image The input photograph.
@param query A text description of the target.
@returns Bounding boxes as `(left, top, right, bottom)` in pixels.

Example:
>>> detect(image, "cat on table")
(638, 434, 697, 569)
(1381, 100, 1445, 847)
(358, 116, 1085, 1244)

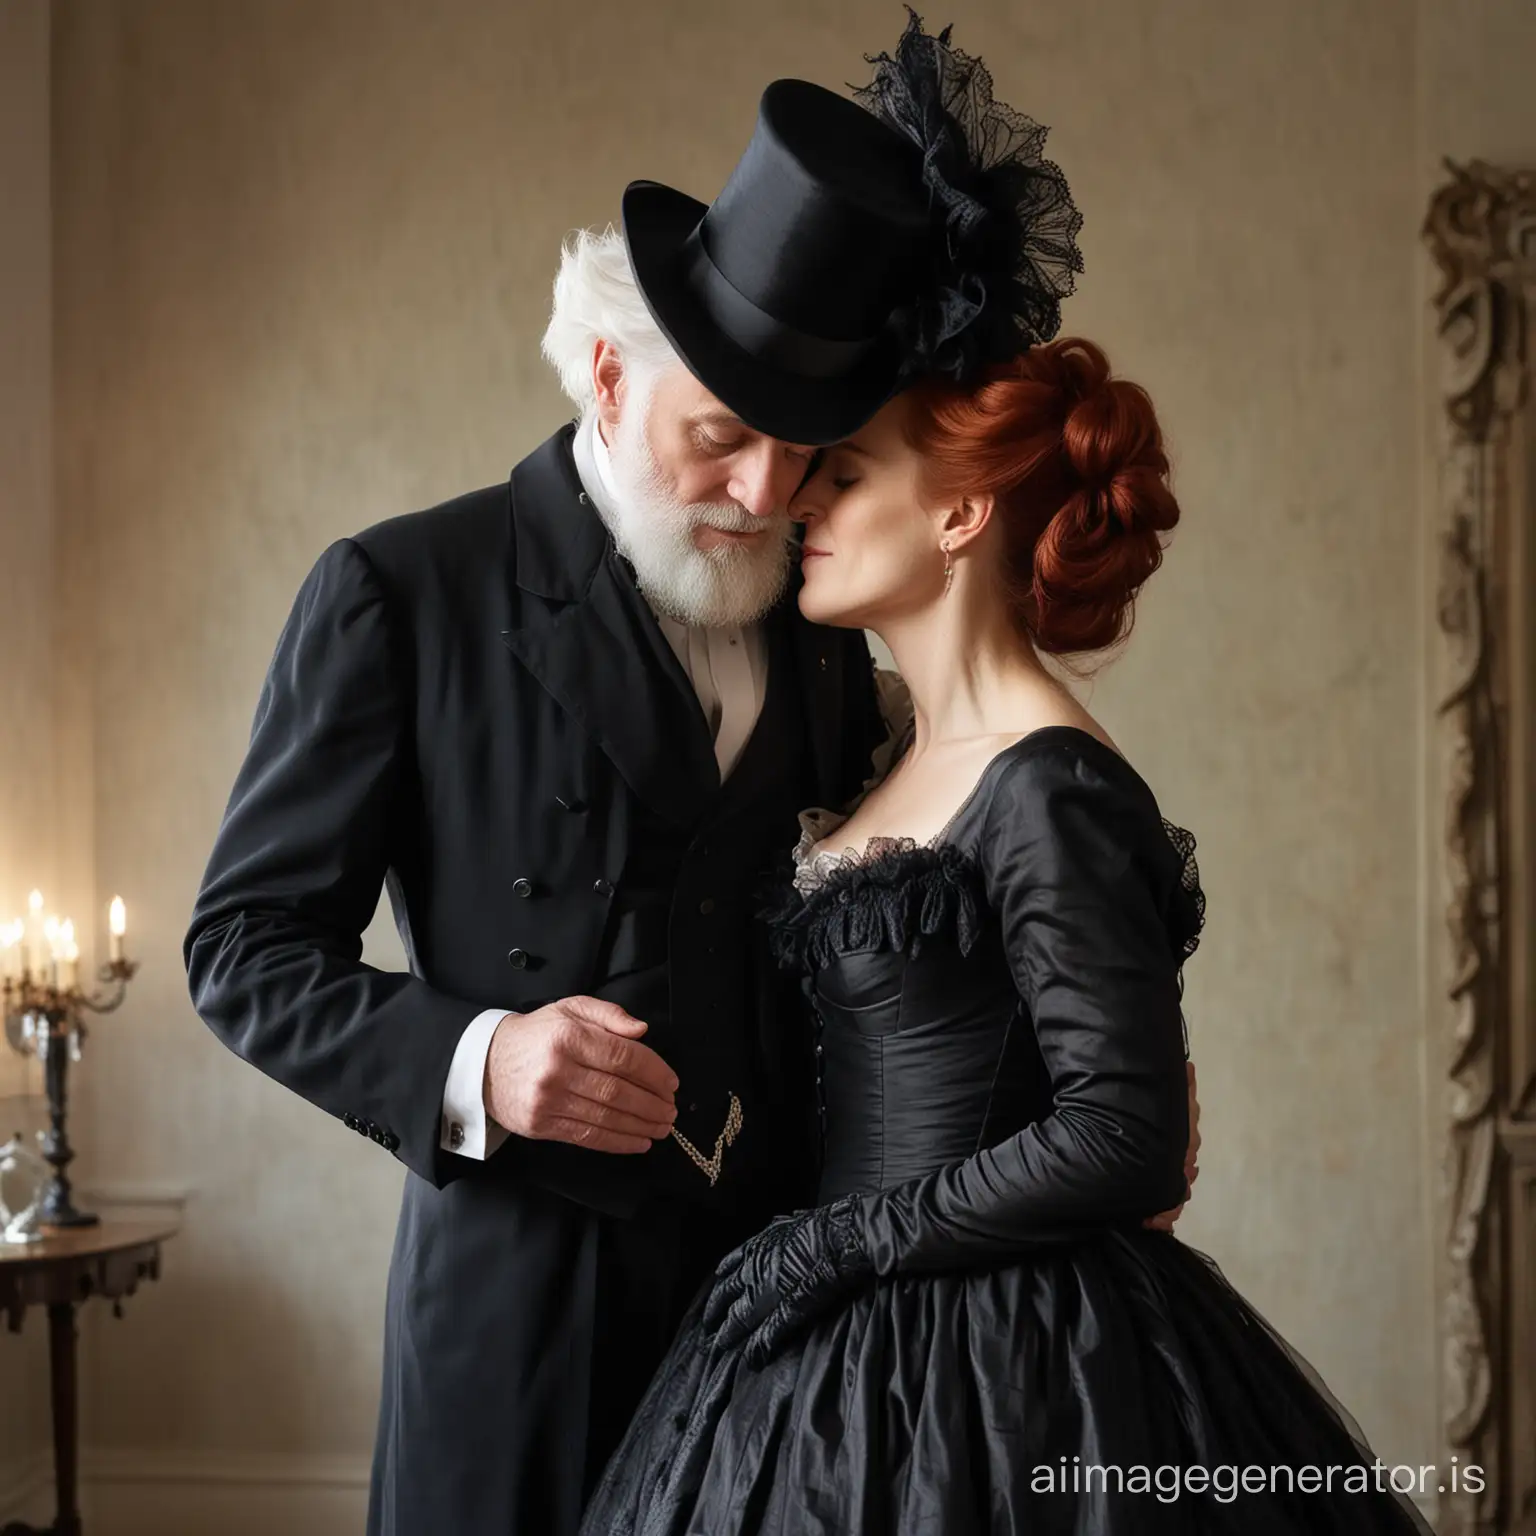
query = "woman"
(581, 18, 1433, 1535)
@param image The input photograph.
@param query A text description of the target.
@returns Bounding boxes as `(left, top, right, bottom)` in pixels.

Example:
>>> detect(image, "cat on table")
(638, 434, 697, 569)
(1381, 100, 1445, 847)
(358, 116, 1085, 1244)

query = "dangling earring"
(941, 540, 954, 595)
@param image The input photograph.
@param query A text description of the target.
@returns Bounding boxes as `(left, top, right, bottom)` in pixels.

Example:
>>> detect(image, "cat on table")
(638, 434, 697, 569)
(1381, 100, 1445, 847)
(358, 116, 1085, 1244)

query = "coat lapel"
(785, 571, 850, 812)
(501, 427, 720, 827)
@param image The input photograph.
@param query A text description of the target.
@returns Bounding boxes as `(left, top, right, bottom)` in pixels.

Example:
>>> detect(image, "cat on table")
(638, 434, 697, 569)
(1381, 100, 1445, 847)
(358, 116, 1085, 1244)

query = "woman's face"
(791, 395, 948, 630)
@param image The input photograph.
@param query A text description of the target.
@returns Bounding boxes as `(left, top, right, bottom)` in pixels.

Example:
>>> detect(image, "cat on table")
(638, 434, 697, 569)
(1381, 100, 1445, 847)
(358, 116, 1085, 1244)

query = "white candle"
(109, 896, 127, 963)
(26, 890, 43, 976)
(0, 919, 21, 980)
(58, 920, 78, 992)
(43, 914, 60, 984)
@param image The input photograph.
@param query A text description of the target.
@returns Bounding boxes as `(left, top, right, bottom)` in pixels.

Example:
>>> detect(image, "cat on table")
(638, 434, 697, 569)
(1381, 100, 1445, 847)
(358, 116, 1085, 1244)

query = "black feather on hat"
(853, 8, 1085, 388)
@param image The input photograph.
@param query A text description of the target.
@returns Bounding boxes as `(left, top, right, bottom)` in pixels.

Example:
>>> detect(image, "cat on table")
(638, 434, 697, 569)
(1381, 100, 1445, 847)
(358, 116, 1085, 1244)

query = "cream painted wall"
(0, 0, 53, 1514)
(0, 0, 54, 1489)
(1418, 0, 1536, 168)
(0, 2, 54, 1086)
(40, 0, 1536, 1518)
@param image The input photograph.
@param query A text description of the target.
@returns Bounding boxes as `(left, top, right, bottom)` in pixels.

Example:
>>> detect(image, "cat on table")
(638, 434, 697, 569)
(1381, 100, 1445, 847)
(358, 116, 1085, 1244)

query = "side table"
(0, 1220, 178, 1536)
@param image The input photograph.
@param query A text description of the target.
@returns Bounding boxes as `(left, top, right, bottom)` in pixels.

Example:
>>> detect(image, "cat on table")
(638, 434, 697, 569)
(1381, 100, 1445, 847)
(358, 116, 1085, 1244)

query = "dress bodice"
(768, 723, 1204, 1205)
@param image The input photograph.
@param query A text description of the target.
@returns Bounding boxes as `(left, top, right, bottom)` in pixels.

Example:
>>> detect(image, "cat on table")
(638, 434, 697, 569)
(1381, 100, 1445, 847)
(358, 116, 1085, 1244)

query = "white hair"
(541, 226, 678, 413)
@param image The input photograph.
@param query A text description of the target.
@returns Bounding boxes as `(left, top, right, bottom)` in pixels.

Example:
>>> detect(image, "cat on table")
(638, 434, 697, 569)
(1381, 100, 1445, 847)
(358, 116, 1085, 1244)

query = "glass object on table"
(0, 1129, 48, 1244)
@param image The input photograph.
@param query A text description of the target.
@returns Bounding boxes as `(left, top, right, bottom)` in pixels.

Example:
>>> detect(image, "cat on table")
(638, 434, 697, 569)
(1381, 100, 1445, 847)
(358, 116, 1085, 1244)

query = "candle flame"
(109, 896, 127, 937)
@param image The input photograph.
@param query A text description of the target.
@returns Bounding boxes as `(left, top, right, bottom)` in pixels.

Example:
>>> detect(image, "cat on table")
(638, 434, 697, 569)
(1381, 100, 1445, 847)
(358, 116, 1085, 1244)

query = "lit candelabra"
(1, 891, 136, 1228)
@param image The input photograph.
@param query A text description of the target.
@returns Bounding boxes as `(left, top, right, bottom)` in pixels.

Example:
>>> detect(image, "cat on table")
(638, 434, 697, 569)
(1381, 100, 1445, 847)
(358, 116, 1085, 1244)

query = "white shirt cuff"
(440, 1008, 513, 1159)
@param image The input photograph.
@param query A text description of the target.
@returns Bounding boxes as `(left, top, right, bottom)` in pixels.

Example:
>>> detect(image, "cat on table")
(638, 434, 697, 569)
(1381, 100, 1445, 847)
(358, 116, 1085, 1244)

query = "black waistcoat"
(597, 608, 812, 1210)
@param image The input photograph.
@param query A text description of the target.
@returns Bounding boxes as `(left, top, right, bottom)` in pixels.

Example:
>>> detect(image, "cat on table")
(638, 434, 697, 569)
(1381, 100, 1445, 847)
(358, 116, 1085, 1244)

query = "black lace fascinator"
(853, 10, 1085, 386)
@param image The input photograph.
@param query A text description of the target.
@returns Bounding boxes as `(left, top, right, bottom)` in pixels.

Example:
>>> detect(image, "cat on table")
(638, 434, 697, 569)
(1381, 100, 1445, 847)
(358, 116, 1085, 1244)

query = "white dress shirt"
(438, 414, 769, 1159)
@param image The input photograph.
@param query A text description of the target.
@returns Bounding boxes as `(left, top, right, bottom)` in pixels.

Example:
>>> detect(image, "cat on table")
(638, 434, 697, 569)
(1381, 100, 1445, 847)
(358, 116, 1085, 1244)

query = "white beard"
(602, 406, 794, 628)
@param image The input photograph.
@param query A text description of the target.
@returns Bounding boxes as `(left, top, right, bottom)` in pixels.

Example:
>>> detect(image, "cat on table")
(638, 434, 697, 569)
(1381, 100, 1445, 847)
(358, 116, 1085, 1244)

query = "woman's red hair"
(902, 338, 1180, 657)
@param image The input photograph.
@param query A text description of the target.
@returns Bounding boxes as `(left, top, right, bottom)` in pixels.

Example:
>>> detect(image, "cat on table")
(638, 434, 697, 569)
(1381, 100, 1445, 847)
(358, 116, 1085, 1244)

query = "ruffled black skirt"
(579, 1231, 1433, 1535)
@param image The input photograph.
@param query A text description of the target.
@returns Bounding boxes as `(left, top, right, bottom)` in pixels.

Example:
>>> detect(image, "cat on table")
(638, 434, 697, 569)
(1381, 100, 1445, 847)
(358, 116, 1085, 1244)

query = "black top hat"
(623, 79, 930, 446)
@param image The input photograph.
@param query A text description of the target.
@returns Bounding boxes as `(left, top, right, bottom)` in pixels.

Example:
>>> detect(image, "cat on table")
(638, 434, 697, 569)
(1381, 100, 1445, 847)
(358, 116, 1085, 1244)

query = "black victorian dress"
(579, 725, 1433, 1535)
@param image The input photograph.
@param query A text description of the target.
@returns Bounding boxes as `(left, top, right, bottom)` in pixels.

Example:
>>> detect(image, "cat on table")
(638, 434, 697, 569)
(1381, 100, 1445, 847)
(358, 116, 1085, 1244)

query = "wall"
(1418, 0, 1536, 170)
(40, 0, 1536, 1528)
(0, 0, 53, 1520)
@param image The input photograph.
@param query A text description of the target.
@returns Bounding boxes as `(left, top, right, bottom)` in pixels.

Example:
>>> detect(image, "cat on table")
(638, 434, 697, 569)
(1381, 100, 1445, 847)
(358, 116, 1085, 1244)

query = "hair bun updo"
(905, 337, 1180, 657)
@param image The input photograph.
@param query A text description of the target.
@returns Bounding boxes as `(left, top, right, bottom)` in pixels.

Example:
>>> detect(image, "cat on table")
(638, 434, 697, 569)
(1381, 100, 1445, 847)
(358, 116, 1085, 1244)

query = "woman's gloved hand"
(702, 1195, 876, 1366)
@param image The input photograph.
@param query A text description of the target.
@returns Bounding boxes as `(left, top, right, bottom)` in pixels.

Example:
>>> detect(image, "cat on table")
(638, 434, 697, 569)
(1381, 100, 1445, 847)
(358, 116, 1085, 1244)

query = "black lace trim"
(764, 818, 1205, 977)
(1162, 818, 1206, 964)
(763, 841, 985, 973)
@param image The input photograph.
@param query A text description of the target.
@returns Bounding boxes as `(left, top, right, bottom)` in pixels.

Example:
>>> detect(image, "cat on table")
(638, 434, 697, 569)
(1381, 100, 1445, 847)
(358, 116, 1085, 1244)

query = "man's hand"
(484, 997, 678, 1154)
(1144, 1060, 1202, 1233)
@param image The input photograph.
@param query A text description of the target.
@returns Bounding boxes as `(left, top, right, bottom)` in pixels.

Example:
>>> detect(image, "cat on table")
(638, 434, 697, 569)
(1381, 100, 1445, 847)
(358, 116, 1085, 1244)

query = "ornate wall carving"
(1423, 160, 1536, 1536)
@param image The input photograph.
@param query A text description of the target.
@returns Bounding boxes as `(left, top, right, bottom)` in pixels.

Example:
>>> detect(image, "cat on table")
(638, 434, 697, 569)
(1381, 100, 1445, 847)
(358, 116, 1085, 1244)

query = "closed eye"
(691, 427, 743, 456)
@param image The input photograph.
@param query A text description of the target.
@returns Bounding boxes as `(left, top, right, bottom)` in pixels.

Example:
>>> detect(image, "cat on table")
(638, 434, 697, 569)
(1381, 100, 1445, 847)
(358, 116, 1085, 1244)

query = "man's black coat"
(185, 425, 882, 1534)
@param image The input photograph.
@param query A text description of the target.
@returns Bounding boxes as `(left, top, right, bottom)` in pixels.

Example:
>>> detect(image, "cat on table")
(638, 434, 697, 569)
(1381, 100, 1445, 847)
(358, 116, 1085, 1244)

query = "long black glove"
(707, 739, 1195, 1365)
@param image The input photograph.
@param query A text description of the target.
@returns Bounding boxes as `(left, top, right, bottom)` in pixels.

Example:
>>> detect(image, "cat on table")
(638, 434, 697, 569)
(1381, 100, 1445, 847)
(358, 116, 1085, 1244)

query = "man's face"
(634, 365, 817, 546)
(597, 353, 815, 627)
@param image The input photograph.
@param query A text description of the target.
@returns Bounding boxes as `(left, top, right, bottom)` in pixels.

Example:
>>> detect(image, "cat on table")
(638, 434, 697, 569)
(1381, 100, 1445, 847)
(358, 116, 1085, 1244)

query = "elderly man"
(184, 77, 925, 1536)
(186, 73, 1197, 1536)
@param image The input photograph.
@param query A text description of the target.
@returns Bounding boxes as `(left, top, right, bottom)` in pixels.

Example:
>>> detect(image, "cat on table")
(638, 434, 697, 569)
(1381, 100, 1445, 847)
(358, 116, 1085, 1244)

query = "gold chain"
(670, 1093, 743, 1186)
